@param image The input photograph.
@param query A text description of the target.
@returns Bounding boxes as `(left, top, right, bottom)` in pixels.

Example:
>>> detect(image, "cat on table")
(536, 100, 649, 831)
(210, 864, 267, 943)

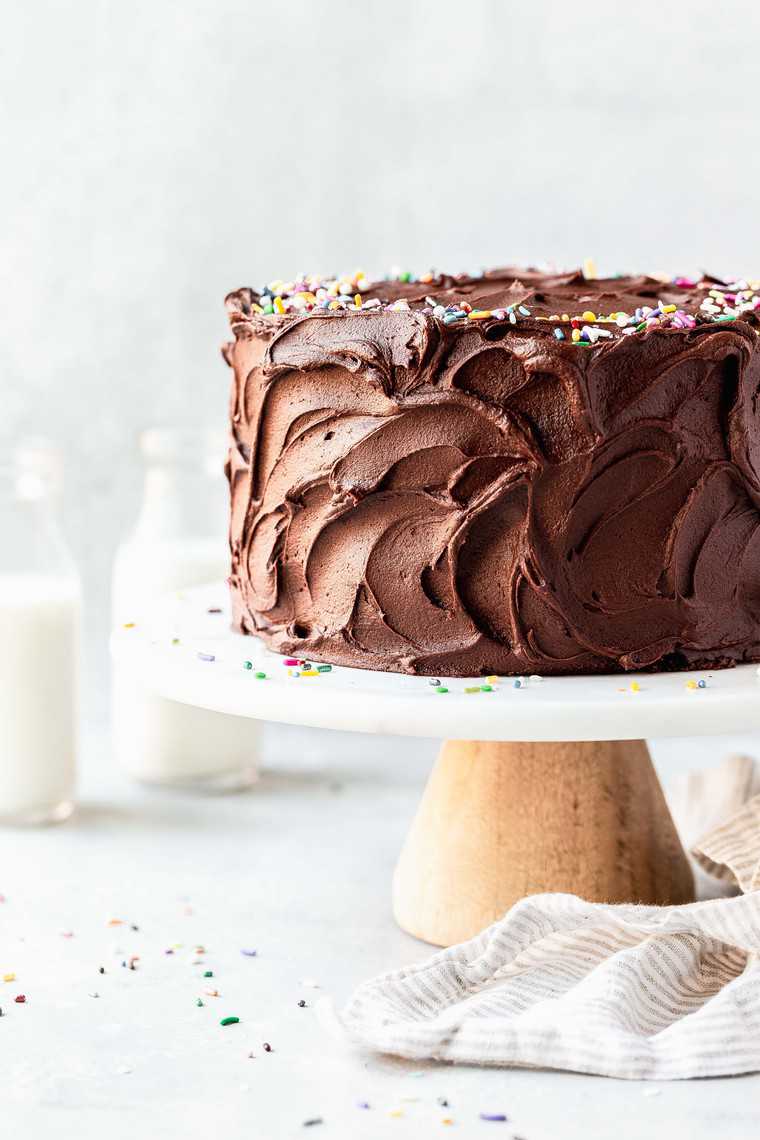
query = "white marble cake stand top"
(109, 583, 760, 743)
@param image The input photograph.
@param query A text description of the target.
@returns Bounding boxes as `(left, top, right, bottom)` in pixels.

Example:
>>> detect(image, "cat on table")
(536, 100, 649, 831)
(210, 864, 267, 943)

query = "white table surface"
(1, 721, 759, 1140)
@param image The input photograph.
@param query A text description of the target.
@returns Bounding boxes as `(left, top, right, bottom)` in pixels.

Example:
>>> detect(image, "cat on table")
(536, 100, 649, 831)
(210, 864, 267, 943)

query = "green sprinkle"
(196, 998, 204, 1007)
(255, 671, 267, 679)
(316, 664, 332, 673)
(243, 660, 253, 670)
(464, 686, 481, 694)
(435, 685, 448, 694)
(262, 304, 274, 315)
(203, 970, 213, 978)
(220, 1016, 240, 1027)
(716, 314, 737, 322)
(399, 271, 412, 283)
(636, 321, 647, 332)
(480, 684, 493, 692)
(171, 637, 180, 645)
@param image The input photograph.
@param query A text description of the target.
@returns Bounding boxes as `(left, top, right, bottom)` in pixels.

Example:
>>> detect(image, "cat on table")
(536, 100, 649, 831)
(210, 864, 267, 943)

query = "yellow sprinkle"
(561, 313, 570, 321)
(583, 257, 598, 280)
(273, 296, 285, 314)
(571, 329, 581, 343)
(3, 973, 15, 982)
(299, 670, 319, 677)
(328, 300, 341, 310)
(486, 675, 499, 684)
(251, 303, 264, 314)
(686, 679, 698, 690)
(389, 1109, 404, 1118)
(630, 681, 641, 693)
(464, 686, 481, 694)
(354, 294, 362, 309)
(122, 622, 135, 630)
(468, 309, 492, 320)
(581, 310, 597, 322)
(662, 304, 677, 314)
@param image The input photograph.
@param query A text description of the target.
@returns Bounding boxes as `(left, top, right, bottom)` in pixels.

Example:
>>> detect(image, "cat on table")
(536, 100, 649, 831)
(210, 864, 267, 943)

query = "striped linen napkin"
(342, 755, 760, 1079)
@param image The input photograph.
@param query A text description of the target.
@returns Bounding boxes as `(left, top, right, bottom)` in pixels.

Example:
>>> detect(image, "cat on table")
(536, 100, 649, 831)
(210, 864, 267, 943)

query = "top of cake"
(226, 264, 760, 346)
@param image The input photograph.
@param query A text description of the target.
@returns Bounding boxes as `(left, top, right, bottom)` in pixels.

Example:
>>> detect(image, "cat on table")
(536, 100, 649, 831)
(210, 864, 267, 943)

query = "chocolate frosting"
(224, 268, 760, 675)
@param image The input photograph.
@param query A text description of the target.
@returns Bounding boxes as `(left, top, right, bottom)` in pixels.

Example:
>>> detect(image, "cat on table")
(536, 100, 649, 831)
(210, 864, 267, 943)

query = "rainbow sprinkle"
(238, 268, 760, 348)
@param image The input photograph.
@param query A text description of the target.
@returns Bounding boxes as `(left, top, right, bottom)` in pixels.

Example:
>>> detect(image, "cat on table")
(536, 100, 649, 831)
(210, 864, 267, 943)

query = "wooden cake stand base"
(392, 739, 695, 947)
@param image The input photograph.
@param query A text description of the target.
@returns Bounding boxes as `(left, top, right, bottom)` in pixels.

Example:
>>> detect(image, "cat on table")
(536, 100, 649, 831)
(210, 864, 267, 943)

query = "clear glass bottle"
(111, 427, 259, 791)
(0, 441, 79, 824)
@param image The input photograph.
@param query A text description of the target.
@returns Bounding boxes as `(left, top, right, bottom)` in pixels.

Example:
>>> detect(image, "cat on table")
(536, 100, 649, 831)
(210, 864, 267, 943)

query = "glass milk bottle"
(111, 427, 258, 791)
(0, 442, 80, 824)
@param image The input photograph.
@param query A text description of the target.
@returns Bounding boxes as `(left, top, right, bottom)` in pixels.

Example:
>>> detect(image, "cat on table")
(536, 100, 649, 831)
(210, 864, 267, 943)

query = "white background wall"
(3, 0, 760, 721)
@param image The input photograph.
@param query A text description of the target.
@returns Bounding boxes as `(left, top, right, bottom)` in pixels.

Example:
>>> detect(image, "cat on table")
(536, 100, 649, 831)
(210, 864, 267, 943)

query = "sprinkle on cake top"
(226, 264, 760, 345)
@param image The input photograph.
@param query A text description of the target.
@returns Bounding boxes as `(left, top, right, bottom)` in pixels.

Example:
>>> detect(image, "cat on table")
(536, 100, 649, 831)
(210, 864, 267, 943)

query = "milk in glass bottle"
(111, 428, 258, 790)
(0, 441, 80, 823)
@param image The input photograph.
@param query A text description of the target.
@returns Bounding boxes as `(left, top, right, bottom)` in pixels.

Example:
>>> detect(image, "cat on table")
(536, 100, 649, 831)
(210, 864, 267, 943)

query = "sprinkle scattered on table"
(220, 1016, 240, 1027)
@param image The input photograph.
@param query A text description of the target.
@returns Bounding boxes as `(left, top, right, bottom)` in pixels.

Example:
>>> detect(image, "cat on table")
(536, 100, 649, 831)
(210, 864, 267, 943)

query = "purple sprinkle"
(357, 1101, 370, 1110)
(480, 1113, 508, 1123)
(197, 652, 216, 662)
(241, 949, 258, 957)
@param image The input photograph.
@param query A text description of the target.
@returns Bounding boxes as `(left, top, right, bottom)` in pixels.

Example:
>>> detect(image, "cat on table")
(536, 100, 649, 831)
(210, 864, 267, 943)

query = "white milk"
(0, 575, 79, 822)
(112, 536, 229, 623)
(112, 536, 259, 790)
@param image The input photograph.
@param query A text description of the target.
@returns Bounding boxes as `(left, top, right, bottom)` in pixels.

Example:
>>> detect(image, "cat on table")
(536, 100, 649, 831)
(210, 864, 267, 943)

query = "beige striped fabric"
(343, 757, 760, 1079)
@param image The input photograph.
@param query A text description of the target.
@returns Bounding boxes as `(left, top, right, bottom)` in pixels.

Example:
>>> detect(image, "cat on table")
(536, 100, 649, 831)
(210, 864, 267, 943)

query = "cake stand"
(111, 583, 760, 947)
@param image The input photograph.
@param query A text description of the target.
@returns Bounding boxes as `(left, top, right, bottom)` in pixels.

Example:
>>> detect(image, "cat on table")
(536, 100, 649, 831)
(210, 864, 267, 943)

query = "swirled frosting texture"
(224, 269, 760, 675)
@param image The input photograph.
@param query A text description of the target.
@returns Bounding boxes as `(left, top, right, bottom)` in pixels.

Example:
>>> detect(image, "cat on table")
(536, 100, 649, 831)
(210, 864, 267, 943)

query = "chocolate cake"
(223, 267, 760, 676)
